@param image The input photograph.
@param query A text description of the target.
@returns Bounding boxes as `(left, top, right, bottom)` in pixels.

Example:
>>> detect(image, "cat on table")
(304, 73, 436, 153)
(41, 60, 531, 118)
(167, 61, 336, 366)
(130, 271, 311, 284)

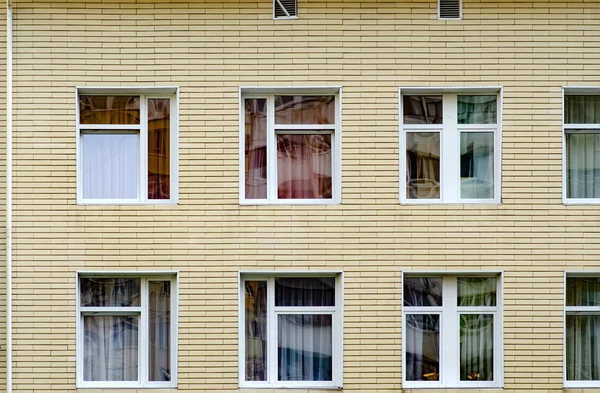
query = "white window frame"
(399, 87, 502, 204)
(239, 87, 342, 205)
(401, 272, 503, 389)
(238, 271, 343, 389)
(562, 87, 600, 205)
(563, 271, 600, 388)
(76, 272, 179, 389)
(76, 87, 179, 205)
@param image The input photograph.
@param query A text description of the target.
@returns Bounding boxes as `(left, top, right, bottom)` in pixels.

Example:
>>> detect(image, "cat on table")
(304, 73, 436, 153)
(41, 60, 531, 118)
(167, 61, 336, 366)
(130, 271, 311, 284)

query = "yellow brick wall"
(8, 0, 600, 392)
(0, 4, 6, 393)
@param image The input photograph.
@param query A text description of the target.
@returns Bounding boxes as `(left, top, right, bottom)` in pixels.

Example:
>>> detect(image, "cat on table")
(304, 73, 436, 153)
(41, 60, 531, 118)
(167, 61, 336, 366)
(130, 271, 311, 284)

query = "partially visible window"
(403, 275, 502, 388)
(564, 92, 600, 202)
(77, 275, 177, 388)
(400, 90, 501, 203)
(77, 89, 178, 204)
(241, 90, 340, 204)
(565, 275, 600, 387)
(240, 274, 342, 388)
(274, 0, 297, 19)
(439, 0, 461, 19)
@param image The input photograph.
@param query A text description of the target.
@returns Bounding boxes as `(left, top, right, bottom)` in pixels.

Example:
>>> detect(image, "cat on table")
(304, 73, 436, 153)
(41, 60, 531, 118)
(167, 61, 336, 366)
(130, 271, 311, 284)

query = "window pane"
(566, 314, 600, 381)
(458, 95, 497, 124)
(278, 314, 332, 381)
(82, 133, 139, 200)
(406, 132, 440, 199)
(245, 281, 268, 381)
(403, 278, 442, 307)
(403, 96, 442, 124)
(458, 277, 497, 307)
(80, 278, 141, 307)
(148, 99, 170, 200)
(405, 314, 440, 381)
(275, 277, 335, 307)
(566, 132, 600, 199)
(566, 277, 600, 307)
(83, 315, 139, 381)
(274, 96, 335, 125)
(460, 132, 494, 199)
(460, 314, 494, 381)
(277, 134, 332, 199)
(80, 95, 140, 125)
(565, 95, 600, 124)
(149, 281, 171, 381)
(245, 99, 268, 199)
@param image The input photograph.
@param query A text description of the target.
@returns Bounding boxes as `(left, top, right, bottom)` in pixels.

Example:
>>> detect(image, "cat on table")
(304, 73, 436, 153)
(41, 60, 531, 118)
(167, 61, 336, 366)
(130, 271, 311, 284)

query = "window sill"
(239, 385, 342, 390)
(77, 199, 179, 206)
(240, 199, 341, 206)
(564, 198, 600, 205)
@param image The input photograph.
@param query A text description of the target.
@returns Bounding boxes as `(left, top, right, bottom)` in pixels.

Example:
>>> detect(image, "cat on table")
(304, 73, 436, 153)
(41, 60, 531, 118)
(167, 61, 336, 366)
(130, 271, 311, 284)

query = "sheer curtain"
(244, 99, 268, 199)
(81, 133, 139, 199)
(276, 278, 334, 381)
(149, 281, 171, 381)
(83, 316, 139, 381)
(277, 134, 332, 199)
(565, 95, 600, 198)
(458, 277, 496, 381)
(567, 133, 600, 198)
(405, 314, 440, 381)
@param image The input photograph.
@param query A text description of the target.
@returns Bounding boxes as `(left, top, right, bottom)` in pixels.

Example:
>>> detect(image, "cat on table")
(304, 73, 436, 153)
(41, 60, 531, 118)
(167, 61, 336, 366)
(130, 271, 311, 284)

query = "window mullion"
(140, 96, 148, 202)
(267, 96, 277, 202)
(268, 277, 277, 384)
(140, 278, 148, 385)
(443, 276, 459, 386)
(443, 94, 459, 202)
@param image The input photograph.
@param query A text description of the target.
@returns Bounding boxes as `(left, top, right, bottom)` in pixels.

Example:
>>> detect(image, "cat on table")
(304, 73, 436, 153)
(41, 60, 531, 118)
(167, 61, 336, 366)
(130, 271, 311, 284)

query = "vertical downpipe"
(5, 0, 12, 392)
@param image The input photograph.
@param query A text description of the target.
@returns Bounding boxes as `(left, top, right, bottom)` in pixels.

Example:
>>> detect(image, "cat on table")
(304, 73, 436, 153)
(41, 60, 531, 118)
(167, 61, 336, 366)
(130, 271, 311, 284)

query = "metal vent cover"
(439, 0, 461, 19)
(274, 0, 297, 18)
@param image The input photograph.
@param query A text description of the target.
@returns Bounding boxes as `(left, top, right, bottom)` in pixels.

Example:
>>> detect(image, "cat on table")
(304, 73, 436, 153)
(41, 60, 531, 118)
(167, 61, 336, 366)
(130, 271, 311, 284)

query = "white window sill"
(564, 381, 600, 389)
(77, 199, 179, 206)
(239, 384, 342, 390)
(564, 198, 600, 205)
(77, 383, 177, 389)
(240, 199, 341, 206)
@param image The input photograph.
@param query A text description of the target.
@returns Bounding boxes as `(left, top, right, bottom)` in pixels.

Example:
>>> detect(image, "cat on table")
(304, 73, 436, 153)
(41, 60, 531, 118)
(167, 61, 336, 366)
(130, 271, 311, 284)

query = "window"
(565, 275, 600, 387)
(77, 275, 177, 388)
(402, 275, 502, 388)
(438, 0, 461, 20)
(241, 88, 341, 204)
(239, 274, 343, 388)
(563, 90, 600, 203)
(77, 88, 178, 204)
(274, 0, 297, 18)
(400, 89, 501, 203)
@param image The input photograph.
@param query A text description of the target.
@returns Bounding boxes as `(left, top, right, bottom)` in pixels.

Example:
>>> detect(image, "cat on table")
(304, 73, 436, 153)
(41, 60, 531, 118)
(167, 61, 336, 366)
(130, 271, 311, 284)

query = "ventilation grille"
(274, 0, 297, 18)
(439, 0, 461, 19)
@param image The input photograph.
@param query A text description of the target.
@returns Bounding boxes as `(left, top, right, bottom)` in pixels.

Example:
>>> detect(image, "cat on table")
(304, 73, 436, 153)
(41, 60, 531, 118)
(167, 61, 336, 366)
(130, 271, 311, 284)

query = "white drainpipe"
(6, 0, 12, 392)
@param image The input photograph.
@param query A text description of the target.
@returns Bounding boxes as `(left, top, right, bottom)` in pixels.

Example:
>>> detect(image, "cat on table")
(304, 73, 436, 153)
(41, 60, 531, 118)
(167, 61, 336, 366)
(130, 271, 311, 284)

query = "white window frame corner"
(238, 270, 343, 389)
(401, 270, 503, 389)
(75, 86, 180, 206)
(398, 87, 502, 205)
(562, 86, 600, 205)
(75, 271, 179, 389)
(239, 87, 342, 206)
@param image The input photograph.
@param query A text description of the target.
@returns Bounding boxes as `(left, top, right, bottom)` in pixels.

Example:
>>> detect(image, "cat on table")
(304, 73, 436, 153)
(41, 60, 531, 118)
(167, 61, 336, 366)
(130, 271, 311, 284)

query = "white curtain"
(459, 314, 494, 381)
(567, 133, 600, 199)
(278, 314, 332, 381)
(566, 315, 600, 381)
(82, 133, 139, 199)
(83, 315, 138, 381)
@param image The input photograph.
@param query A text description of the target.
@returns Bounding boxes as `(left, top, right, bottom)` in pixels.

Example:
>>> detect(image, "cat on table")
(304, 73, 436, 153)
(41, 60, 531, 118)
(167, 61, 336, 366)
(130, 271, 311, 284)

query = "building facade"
(2, 0, 600, 391)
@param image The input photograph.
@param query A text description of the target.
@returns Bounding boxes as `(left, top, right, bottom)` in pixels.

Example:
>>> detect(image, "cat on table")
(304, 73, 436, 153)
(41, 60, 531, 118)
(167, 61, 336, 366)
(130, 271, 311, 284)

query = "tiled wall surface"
(7, 0, 600, 391)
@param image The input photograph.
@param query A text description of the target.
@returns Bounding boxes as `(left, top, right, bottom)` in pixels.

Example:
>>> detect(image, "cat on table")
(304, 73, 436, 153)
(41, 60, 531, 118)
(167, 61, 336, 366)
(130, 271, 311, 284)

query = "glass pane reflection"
(405, 314, 440, 381)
